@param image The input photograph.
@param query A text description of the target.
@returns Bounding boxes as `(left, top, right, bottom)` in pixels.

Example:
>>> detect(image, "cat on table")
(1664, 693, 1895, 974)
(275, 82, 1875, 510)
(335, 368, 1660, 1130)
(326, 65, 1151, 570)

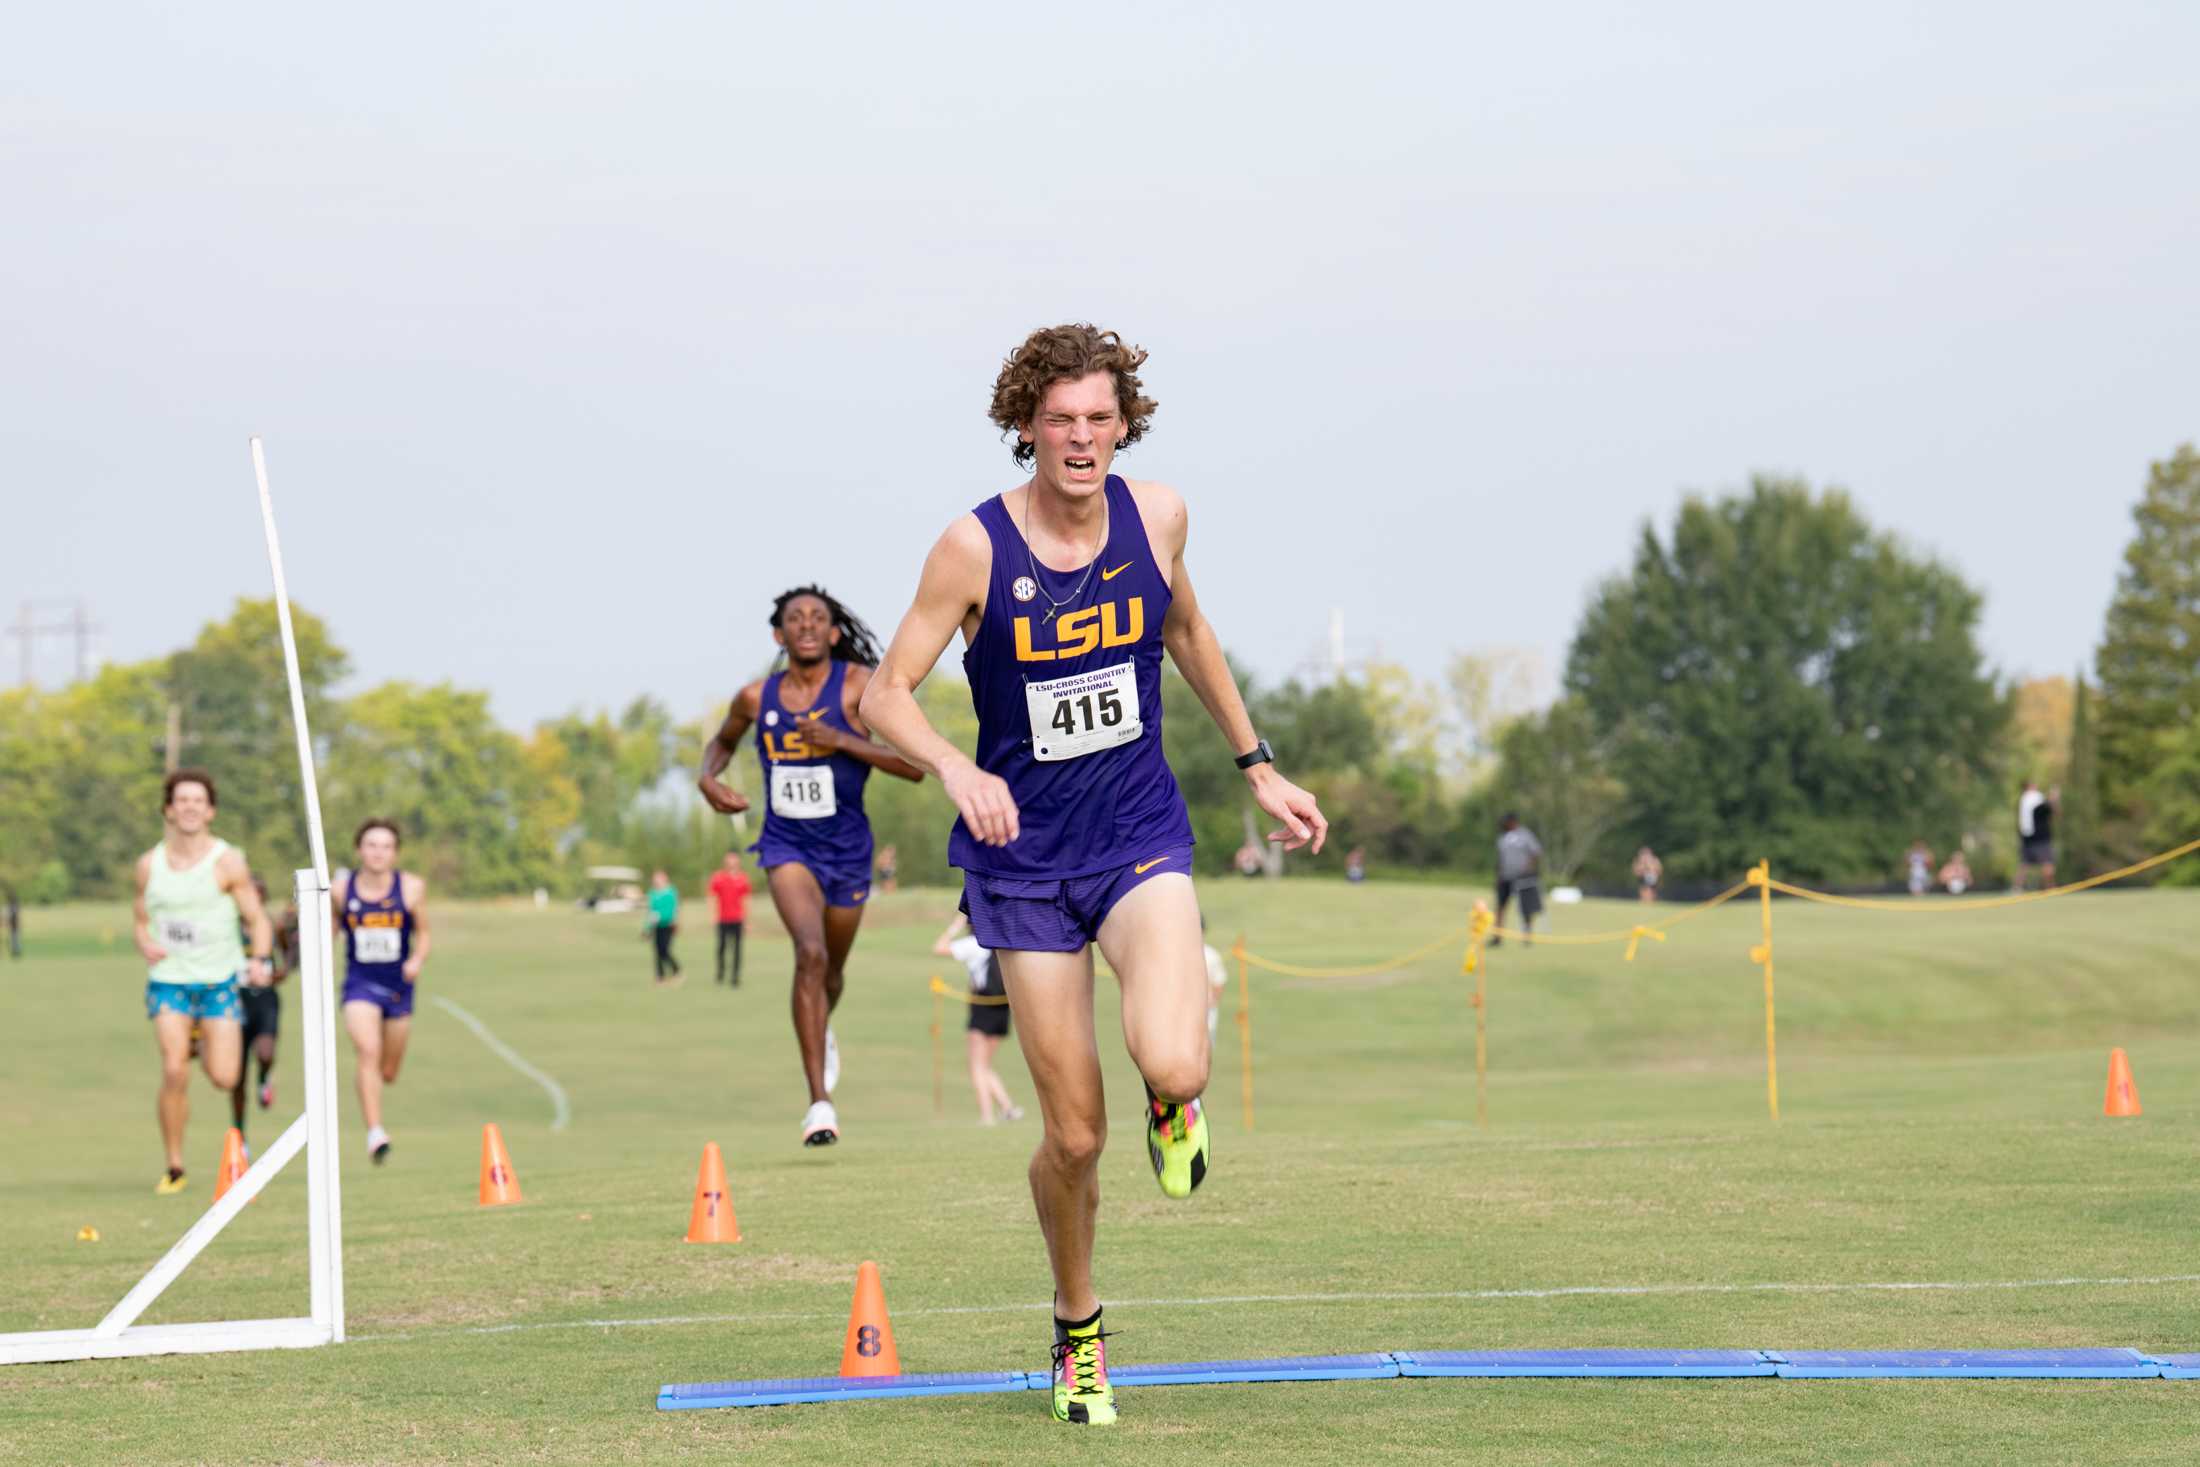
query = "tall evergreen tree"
(2095, 444, 2200, 829)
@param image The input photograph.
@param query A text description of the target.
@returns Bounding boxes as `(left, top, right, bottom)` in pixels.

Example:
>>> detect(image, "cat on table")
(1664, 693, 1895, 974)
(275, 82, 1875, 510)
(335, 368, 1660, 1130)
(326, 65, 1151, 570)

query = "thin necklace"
(1020, 481, 1109, 625)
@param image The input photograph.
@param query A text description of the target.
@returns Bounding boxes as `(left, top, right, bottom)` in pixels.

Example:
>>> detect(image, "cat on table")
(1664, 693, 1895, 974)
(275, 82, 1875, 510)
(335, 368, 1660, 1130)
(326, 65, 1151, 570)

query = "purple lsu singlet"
(947, 475, 1194, 880)
(342, 870, 413, 981)
(753, 657, 875, 872)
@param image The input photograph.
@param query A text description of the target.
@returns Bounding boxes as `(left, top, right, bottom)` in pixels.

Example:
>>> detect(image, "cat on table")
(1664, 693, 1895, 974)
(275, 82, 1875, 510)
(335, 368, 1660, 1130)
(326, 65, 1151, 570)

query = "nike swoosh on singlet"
(1133, 857, 1171, 874)
(1100, 562, 1134, 581)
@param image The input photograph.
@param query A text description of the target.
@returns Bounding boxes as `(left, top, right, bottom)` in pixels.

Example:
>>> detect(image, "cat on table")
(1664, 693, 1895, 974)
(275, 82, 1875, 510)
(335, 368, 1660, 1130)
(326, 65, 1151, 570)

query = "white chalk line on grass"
(430, 996, 571, 1132)
(350, 1272, 2200, 1346)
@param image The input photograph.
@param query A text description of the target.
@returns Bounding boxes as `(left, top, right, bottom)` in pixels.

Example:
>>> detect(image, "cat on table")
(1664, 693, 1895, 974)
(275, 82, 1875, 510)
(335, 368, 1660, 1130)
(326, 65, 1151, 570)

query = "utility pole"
(5, 599, 101, 688)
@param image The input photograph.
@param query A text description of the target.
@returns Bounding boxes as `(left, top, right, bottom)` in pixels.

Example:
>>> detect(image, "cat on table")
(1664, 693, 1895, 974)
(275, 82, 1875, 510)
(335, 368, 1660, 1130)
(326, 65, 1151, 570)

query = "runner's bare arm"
(1151, 487, 1328, 854)
(221, 850, 275, 984)
(133, 852, 167, 965)
(811, 664, 925, 782)
(401, 873, 430, 981)
(698, 683, 762, 815)
(860, 515, 1022, 846)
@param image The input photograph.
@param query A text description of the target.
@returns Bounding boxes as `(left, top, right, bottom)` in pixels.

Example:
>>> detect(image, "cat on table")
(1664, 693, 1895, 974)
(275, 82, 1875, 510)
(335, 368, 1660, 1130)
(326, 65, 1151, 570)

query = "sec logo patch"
(1012, 576, 1038, 603)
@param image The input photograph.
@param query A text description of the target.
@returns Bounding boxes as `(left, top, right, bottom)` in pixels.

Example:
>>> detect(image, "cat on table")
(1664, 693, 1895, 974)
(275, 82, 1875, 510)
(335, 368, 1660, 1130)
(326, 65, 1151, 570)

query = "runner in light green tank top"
(133, 769, 274, 1195)
(144, 838, 249, 985)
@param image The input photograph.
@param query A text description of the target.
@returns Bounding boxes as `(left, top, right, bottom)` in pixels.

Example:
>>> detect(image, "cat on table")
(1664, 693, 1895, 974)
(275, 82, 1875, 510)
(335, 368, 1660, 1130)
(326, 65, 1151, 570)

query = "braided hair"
(769, 585, 882, 669)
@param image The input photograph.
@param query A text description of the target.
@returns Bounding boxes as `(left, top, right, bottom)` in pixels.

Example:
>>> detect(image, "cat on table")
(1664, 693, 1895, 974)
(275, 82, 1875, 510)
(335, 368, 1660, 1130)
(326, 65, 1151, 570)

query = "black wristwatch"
(1234, 739, 1275, 771)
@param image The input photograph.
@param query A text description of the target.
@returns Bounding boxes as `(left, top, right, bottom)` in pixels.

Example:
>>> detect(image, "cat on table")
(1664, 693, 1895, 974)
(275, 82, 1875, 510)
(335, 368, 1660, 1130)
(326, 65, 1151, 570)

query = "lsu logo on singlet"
(1012, 598, 1146, 662)
(762, 708, 828, 761)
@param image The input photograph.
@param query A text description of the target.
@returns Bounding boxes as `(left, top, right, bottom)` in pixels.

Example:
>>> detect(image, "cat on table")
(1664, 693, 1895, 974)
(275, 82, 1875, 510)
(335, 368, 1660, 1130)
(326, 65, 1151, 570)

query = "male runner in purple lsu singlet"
(862, 325, 1327, 1424)
(698, 587, 924, 1147)
(334, 818, 431, 1164)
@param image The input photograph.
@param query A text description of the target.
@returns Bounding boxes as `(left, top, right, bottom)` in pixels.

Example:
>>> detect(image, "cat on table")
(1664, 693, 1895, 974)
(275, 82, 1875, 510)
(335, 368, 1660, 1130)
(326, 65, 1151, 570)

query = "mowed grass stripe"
(2, 884, 2196, 1465)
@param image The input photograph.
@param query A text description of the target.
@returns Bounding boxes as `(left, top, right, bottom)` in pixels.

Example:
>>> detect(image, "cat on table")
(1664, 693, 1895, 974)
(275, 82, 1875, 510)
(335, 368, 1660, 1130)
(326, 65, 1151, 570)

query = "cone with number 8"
(479, 1123, 523, 1206)
(839, 1260, 901, 1377)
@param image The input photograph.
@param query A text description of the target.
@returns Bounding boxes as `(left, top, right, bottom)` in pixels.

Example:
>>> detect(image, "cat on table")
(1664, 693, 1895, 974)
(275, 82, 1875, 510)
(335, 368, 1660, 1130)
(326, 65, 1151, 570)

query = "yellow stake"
(1234, 936, 1254, 1133)
(1748, 860, 1780, 1122)
(1465, 901, 1493, 1128)
(929, 975, 943, 1118)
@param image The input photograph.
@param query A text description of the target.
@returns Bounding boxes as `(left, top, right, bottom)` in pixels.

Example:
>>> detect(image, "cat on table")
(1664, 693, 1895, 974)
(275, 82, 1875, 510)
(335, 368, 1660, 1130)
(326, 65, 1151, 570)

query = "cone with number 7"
(839, 1260, 901, 1377)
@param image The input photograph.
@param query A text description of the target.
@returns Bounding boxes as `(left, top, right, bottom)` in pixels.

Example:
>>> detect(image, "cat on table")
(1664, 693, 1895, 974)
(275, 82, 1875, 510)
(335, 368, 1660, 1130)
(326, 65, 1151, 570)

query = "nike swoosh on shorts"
(1134, 857, 1171, 874)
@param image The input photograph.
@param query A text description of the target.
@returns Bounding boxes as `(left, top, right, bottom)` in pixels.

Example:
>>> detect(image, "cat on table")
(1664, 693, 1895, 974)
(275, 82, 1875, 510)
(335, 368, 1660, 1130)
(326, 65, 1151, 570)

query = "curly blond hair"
(989, 324, 1157, 467)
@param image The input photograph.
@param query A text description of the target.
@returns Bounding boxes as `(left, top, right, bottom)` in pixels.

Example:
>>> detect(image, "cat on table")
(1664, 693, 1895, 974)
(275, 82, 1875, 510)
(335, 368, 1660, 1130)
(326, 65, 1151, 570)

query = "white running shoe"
(801, 1099, 840, 1147)
(365, 1125, 391, 1164)
(823, 1027, 841, 1095)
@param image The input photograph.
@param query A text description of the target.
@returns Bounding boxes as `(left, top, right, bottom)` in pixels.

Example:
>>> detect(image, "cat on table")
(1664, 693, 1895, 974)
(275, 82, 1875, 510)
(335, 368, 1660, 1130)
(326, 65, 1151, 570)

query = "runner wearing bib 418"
(695, 586, 929, 1150)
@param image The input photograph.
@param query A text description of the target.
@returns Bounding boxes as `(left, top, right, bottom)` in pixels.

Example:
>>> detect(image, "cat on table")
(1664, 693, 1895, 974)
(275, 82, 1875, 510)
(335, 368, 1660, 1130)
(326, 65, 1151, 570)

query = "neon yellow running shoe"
(154, 1168, 187, 1196)
(1146, 1097, 1209, 1199)
(1050, 1314, 1117, 1425)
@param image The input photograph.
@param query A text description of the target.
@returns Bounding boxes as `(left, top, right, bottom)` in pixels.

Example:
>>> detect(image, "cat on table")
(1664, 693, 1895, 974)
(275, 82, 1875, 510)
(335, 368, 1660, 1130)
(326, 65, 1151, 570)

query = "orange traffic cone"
(2104, 1048, 2142, 1117)
(839, 1260, 902, 1377)
(213, 1127, 249, 1202)
(479, 1123, 524, 1206)
(683, 1142, 742, 1243)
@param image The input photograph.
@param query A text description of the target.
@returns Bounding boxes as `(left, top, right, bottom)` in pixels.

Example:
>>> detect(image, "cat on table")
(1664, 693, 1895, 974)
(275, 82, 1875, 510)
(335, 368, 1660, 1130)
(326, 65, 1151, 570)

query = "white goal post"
(0, 437, 345, 1366)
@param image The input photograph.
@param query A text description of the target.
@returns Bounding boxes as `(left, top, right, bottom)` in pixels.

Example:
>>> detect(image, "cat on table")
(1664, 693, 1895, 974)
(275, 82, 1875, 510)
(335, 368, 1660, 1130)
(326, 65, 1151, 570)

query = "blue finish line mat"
(1397, 1349, 1772, 1378)
(659, 1349, 2200, 1408)
(1768, 1349, 2156, 1379)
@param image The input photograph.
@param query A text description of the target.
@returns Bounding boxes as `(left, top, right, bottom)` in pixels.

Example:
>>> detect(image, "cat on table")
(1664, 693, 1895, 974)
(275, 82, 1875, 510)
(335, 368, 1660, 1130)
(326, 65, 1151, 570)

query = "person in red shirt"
(706, 850, 753, 987)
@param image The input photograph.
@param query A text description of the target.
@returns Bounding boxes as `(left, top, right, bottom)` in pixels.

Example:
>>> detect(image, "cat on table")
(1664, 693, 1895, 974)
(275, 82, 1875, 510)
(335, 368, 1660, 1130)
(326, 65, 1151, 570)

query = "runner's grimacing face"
(164, 783, 214, 836)
(1025, 372, 1125, 496)
(774, 596, 838, 666)
(357, 829, 398, 875)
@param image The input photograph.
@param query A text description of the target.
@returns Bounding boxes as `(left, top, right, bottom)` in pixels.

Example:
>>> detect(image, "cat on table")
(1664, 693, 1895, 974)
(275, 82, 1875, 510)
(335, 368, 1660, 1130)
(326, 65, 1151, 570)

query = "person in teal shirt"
(647, 869, 682, 984)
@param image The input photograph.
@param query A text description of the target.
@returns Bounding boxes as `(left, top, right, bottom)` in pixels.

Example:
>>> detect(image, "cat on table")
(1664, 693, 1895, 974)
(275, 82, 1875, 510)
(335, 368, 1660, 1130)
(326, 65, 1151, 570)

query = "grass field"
(5, 878, 2200, 1464)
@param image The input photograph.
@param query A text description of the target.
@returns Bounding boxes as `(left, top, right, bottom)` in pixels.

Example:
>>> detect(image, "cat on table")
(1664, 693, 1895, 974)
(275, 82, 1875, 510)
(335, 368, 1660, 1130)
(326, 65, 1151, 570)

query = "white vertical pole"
(317, 884, 344, 1340)
(255, 435, 343, 1345)
(295, 869, 334, 1337)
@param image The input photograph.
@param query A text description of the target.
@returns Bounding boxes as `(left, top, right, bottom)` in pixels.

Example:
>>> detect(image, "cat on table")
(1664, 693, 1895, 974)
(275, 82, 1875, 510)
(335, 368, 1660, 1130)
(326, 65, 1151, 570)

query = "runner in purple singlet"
(860, 324, 1326, 1425)
(698, 587, 925, 1147)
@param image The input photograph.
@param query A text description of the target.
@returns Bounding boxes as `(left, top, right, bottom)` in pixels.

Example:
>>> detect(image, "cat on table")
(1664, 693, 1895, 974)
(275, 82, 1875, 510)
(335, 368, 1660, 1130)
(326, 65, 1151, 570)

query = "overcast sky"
(7, 3, 2194, 730)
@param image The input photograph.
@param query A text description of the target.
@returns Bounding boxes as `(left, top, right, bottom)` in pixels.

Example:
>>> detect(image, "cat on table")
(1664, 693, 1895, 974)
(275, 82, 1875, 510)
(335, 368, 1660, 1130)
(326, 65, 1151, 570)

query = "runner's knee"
(1141, 1050, 1208, 1104)
(792, 940, 829, 983)
(1041, 1117, 1107, 1171)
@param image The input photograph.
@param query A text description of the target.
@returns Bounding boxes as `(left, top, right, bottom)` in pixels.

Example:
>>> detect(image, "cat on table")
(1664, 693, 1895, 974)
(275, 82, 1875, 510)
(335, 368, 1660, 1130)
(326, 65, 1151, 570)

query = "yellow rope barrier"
(1764, 835, 2200, 913)
(1479, 879, 1753, 947)
(1239, 924, 1470, 978)
(928, 975, 1011, 1005)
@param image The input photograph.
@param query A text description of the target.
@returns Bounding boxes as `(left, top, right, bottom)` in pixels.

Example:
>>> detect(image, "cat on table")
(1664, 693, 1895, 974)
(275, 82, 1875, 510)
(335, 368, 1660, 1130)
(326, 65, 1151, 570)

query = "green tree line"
(4, 447, 2192, 899)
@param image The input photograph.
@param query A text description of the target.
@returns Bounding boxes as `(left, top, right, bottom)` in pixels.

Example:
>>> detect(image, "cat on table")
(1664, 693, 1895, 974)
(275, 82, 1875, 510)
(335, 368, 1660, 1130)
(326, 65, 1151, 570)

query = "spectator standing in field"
(933, 914, 1023, 1125)
(1632, 846, 1663, 903)
(648, 869, 682, 984)
(1905, 839, 1935, 897)
(876, 845, 899, 895)
(706, 850, 750, 987)
(1234, 839, 1264, 877)
(4, 884, 19, 959)
(2015, 781, 2059, 891)
(1492, 813, 1543, 945)
(1344, 846, 1367, 883)
(1938, 850, 1973, 895)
